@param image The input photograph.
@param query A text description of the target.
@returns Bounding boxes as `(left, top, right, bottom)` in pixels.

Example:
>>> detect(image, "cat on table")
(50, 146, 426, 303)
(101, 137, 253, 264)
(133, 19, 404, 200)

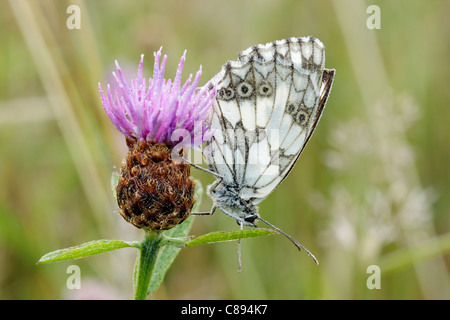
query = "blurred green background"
(1, 0, 449, 299)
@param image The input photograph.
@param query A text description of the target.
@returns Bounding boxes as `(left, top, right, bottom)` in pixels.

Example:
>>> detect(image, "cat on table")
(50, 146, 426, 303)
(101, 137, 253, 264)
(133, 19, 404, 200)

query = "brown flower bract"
(116, 137, 196, 230)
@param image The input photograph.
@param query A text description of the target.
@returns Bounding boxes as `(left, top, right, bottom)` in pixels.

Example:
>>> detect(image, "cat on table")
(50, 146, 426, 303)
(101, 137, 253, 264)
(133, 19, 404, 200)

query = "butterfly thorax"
(207, 181, 259, 227)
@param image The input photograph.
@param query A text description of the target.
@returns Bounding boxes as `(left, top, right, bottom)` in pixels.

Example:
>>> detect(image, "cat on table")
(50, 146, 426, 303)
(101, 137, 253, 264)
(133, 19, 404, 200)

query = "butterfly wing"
(204, 37, 334, 203)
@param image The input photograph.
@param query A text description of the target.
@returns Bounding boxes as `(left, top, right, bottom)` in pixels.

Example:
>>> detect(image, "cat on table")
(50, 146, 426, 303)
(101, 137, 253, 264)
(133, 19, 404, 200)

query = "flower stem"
(134, 231, 162, 300)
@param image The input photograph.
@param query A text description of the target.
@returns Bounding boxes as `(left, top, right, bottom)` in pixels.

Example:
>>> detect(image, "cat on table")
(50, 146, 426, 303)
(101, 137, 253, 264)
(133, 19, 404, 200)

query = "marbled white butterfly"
(197, 37, 335, 265)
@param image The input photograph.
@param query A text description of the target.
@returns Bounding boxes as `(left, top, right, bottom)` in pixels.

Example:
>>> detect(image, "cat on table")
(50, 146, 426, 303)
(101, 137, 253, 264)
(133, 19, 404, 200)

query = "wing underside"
(204, 37, 335, 202)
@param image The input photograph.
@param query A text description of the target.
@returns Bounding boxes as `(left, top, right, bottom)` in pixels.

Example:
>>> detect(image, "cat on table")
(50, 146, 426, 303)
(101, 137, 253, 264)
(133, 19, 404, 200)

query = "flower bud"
(116, 138, 195, 230)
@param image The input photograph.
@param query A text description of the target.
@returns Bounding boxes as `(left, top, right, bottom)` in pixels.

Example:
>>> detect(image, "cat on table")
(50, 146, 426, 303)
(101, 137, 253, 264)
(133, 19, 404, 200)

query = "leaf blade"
(186, 228, 277, 247)
(37, 239, 140, 264)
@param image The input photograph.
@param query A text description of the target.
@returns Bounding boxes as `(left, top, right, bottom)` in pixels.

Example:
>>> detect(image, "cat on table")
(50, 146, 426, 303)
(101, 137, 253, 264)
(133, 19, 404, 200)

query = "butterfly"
(194, 36, 334, 266)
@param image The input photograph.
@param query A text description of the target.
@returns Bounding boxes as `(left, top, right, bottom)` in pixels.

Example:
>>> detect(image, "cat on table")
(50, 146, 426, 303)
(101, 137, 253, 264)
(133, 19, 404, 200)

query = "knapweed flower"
(99, 48, 217, 230)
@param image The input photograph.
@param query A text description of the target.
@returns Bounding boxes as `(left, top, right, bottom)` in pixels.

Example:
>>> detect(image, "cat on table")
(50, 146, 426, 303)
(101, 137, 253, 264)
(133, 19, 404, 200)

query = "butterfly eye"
(236, 81, 254, 98)
(218, 87, 235, 101)
(244, 214, 258, 223)
(257, 82, 273, 97)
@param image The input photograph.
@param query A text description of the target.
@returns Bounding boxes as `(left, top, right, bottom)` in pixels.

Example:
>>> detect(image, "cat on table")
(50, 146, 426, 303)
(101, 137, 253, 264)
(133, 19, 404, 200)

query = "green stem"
(134, 231, 163, 300)
(379, 232, 450, 274)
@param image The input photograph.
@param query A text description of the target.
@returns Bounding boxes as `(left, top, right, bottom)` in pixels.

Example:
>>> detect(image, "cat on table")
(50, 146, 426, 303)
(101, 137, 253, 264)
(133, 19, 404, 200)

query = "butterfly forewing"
(205, 37, 333, 203)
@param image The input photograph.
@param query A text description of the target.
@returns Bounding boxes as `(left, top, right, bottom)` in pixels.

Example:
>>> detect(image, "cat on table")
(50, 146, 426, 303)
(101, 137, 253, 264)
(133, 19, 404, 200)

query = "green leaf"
(37, 239, 140, 264)
(161, 235, 193, 247)
(145, 180, 202, 296)
(186, 228, 277, 247)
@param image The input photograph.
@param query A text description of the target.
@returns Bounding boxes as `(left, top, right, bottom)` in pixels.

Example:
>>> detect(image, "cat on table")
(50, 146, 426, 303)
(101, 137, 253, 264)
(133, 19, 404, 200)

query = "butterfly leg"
(180, 158, 223, 179)
(206, 178, 221, 195)
(191, 205, 217, 216)
(237, 220, 243, 273)
(191, 180, 221, 215)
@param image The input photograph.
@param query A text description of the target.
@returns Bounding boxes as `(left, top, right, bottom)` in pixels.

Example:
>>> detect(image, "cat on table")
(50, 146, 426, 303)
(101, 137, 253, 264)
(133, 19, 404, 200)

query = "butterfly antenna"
(257, 217, 319, 265)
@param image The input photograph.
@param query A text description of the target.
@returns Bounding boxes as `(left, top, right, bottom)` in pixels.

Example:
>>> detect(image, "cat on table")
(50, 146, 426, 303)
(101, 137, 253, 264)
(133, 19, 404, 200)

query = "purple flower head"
(99, 48, 216, 148)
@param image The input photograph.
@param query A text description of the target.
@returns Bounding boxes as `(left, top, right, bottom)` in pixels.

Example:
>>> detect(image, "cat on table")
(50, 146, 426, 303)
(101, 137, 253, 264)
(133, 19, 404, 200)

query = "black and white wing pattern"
(202, 36, 334, 265)
(205, 36, 335, 206)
